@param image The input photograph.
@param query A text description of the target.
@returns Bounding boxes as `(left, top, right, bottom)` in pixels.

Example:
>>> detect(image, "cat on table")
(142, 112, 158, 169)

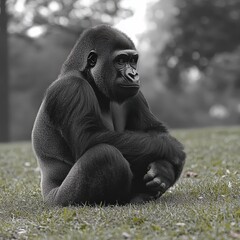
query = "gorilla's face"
(88, 49, 140, 103)
(112, 49, 140, 101)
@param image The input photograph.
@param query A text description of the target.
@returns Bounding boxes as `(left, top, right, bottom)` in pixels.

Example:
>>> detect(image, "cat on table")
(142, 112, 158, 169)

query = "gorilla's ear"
(87, 50, 98, 68)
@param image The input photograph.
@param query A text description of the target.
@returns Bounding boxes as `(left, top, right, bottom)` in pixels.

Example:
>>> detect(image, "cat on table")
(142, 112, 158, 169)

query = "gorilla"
(32, 25, 186, 206)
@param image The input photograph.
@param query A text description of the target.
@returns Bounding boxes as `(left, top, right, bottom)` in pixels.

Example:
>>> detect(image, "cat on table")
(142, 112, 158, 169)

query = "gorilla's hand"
(143, 160, 176, 196)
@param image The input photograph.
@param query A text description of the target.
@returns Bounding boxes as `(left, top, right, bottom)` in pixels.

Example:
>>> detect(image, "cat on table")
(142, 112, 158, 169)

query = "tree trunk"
(0, 0, 9, 142)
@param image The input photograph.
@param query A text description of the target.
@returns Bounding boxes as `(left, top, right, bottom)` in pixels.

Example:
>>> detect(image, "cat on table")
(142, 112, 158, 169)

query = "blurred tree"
(205, 48, 240, 93)
(148, 0, 240, 90)
(7, 0, 132, 36)
(9, 29, 76, 140)
(0, 0, 9, 142)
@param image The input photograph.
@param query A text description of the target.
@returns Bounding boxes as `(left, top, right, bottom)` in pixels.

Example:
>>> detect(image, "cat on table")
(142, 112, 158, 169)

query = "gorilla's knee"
(78, 144, 133, 204)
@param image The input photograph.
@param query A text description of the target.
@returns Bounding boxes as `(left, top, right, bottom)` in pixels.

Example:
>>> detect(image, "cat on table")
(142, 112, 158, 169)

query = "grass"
(0, 127, 240, 240)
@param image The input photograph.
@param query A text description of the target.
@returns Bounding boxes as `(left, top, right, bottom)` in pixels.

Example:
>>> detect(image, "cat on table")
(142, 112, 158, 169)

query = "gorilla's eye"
(118, 58, 124, 64)
(116, 55, 128, 64)
(131, 58, 137, 64)
(131, 55, 138, 64)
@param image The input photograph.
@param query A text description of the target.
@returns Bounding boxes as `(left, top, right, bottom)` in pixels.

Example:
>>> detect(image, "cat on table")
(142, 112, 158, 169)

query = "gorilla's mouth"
(120, 84, 140, 88)
(119, 80, 140, 88)
(116, 76, 140, 89)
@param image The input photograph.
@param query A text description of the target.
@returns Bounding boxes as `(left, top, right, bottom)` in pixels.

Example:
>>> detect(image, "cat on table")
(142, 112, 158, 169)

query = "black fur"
(32, 25, 186, 206)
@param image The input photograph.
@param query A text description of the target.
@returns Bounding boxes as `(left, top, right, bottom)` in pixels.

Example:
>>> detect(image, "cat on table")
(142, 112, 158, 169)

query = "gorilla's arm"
(45, 77, 184, 170)
(125, 92, 185, 192)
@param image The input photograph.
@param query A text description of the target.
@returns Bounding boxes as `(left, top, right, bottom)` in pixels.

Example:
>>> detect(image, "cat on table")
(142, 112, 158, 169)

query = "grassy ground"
(0, 127, 239, 240)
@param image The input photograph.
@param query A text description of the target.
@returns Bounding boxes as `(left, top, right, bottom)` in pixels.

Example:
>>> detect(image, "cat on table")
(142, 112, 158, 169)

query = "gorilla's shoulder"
(43, 74, 98, 126)
(46, 74, 92, 98)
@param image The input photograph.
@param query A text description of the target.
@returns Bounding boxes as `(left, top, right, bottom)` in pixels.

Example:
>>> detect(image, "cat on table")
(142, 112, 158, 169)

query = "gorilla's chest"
(101, 102, 127, 132)
(102, 111, 114, 131)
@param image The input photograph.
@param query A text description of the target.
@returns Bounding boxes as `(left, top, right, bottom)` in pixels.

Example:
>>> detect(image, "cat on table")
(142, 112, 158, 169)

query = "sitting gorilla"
(32, 25, 186, 206)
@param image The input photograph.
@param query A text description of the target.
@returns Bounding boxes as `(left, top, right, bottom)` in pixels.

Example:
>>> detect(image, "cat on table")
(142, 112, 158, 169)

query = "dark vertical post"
(0, 0, 9, 142)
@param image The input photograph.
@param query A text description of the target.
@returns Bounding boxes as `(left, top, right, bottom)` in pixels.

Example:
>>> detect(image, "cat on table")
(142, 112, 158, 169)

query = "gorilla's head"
(62, 25, 140, 103)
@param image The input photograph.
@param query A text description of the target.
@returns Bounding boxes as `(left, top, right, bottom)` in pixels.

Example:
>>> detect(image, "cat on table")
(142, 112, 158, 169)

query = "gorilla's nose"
(126, 68, 140, 83)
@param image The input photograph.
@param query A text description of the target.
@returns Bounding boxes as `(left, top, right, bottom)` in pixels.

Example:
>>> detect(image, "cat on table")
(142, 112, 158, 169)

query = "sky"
(115, 0, 157, 45)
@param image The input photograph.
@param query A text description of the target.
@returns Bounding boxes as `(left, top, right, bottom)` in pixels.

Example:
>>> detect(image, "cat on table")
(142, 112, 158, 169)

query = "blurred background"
(0, 0, 240, 142)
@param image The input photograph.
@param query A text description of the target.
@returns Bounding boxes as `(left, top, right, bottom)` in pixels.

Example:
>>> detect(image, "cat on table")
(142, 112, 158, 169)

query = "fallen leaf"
(230, 231, 240, 239)
(122, 232, 131, 239)
(185, 171, 198, 178)
(18, 229, 27, 234)
(176, 222, 186, 227)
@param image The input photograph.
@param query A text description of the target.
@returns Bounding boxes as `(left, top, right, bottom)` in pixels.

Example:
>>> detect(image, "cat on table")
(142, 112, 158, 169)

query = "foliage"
(0, 127, 240, 239)
(205, 48, 240, 93)
(149, 88, 240, 128)
(9, 29, 75, 140)
(147, 0, 240, 89)
(160, 0, 240, 69)
(7, 0, 132, 35)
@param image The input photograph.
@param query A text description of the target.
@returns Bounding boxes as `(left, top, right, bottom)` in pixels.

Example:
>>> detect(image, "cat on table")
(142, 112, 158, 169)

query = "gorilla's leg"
(44, 144, 133, 206)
